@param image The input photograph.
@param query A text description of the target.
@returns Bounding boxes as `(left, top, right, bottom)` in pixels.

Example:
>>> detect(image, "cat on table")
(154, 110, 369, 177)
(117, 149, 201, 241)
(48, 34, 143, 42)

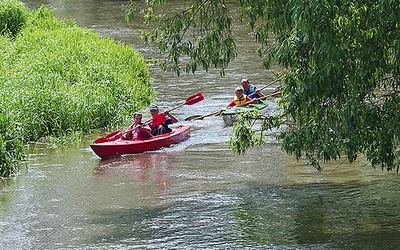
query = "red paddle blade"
(151, 113, 167, 125)
(185, 93, 204, 105)
(94, 130, 121, 143)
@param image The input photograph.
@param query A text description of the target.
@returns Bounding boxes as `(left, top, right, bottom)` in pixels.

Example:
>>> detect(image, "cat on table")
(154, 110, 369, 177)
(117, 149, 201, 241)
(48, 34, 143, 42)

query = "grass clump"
(0, 2, 155, 177)
(0, 0, 28, 37)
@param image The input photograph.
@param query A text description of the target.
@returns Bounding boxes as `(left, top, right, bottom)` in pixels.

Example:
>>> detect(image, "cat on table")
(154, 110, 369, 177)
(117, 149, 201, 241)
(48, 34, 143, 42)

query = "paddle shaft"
(238, 91, 281, 107)
(247, 78, 280, 98)
(167, 92, 204, 113)
(260, 78, 280, 91)
(94, 93, 204, 143)
(99, 114, 166, 142)
(94, 130, 121, 143)
(186, 109, 225, 121)
(167, 102, 186, 113)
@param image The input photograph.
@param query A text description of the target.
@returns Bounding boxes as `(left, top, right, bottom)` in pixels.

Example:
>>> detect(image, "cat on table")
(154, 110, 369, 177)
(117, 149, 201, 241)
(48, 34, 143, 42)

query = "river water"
(1, 1, 400, 249)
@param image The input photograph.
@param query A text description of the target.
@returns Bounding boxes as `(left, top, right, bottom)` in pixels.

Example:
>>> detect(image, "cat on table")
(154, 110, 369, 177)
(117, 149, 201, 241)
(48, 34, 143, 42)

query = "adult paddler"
(149, 104, 178, 135)
(241, 78, 266, 101)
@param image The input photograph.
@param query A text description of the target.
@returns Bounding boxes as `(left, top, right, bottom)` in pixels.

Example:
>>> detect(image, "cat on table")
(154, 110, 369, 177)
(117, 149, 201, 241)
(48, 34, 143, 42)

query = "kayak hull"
(221, 100, 268, 126)
(90, 126, 190, 159)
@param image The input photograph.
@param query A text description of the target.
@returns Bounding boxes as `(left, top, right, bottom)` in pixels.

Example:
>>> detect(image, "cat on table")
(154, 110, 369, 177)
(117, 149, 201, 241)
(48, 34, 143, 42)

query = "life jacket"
(149, 122, 158, 135)
(150, 116, 172, 135)
(125, 124, 151, 140)
(234, 95, 248, 106)
(243, 84, 256, 96)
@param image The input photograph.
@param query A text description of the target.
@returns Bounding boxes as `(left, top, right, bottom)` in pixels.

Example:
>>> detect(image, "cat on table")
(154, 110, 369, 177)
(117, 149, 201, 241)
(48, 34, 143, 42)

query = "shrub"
(0, 0, 29, 37)
(0, 3, 155, 177)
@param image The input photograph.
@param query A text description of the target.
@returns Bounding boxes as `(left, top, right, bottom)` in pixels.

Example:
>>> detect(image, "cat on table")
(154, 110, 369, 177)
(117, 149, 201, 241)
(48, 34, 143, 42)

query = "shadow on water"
(231, 180, 400, 249)
(64, 172, 400, 249)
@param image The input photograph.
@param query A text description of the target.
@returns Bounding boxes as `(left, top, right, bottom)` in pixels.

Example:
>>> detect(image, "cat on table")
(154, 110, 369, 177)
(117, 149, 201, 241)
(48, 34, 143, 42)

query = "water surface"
(1, 1, 399, 249)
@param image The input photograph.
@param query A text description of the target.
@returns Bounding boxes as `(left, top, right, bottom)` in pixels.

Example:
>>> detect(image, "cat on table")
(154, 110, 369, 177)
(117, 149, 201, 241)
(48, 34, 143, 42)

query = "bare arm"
(164, 111, 178, 123)
(139, 124, 152, 135)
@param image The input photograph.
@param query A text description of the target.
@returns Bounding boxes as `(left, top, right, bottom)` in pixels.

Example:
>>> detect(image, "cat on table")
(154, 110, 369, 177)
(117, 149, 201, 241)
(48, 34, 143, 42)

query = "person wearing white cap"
(149, 104, 178, 135)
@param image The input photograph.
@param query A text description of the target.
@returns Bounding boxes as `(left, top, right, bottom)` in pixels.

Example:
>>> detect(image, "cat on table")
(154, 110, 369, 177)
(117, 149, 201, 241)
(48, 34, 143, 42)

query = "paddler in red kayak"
(122, 112, 152, 140)
(149, 104, 178, 135)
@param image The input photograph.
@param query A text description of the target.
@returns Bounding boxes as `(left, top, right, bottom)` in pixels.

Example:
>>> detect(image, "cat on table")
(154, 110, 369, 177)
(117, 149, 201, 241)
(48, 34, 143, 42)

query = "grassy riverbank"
(0, 1, 155, 177)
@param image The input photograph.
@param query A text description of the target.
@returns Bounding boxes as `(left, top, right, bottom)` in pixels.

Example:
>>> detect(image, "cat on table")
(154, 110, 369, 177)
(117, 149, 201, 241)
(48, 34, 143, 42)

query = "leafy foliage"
(235, 0, 400, 171)
(0, 3, 155, 177)
(228, 110, 264, 155)
(0, 0, 28, 37)
(131, 0, 400, 171)
(127, 0, 237, 76)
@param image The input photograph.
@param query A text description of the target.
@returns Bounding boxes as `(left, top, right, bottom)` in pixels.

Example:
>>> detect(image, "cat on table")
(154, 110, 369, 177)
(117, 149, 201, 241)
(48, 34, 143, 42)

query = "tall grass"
(0, 2, 156, 177)
(0, 0, 28, 37)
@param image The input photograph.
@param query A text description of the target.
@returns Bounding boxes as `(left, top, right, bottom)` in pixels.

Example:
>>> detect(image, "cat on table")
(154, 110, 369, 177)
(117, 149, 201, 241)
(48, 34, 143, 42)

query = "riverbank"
(0, 1, 155, 177)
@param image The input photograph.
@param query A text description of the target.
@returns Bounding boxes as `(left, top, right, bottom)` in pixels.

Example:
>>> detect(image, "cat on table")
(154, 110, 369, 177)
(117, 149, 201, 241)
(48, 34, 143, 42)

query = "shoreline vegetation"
(0, 0, 155, 177)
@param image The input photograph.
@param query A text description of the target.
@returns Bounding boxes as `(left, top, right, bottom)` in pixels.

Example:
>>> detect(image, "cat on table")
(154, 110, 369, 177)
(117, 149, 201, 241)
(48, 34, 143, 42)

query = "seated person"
(226, 87, 253, 108)
(149, 104, 178, 135)
(122, 112, 152, 140)
(241, 78, 265, 101)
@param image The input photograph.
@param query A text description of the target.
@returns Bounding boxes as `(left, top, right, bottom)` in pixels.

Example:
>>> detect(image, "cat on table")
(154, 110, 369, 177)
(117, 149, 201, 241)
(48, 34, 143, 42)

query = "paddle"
(185, 79, 280, 121)
(247, 78, 280, 98)
(237, 91, 281, 107)
(185, 91, 281, 121)
(93, 113, 166, 143)
(95, 93, 204, 143)
(94, 130, 121, 143)
(166, 92, 204, 112)
(185, 109, 225, 121)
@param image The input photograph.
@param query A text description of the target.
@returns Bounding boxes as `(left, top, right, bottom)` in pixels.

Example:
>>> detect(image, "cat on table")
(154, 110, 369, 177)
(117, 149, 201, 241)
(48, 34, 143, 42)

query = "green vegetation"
(126, 0, 236, 77)
(0, 0, 27, 36)
(130, 0, 400, 171)
(0, 1, 155, 177)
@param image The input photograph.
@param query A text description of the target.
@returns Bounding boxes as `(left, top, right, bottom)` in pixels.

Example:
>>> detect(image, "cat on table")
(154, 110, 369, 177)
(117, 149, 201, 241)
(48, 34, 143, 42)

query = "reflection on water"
(95, 153, 176, 197)
(1, 0, 399, 249)
(232, 180, 400, 249)
(2, 137, 400, 249)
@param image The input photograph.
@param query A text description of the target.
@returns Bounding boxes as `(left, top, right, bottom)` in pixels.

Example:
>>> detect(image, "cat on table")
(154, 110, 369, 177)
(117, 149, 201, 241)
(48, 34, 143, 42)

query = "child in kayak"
(226, 87, 254, 108)
(123, 112, 152, 140)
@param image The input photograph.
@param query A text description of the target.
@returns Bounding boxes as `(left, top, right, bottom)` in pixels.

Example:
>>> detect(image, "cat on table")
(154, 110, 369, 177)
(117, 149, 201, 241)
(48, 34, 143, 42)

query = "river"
(1, 0, 400, 249)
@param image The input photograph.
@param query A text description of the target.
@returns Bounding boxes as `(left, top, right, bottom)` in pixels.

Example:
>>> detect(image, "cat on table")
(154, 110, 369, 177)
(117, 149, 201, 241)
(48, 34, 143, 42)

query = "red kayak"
(90, 126, 190, 159)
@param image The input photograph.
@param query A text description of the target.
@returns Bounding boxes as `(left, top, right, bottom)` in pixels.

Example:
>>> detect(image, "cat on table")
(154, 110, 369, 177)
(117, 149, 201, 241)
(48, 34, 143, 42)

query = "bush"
(0, 0, 29, 37)
(0, 3, 155, 177)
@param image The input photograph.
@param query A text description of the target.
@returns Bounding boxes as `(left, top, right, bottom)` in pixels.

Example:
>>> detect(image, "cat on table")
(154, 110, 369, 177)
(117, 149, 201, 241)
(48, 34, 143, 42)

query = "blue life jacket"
(243, 84, 260, 99)
(244, 84, 260, 99)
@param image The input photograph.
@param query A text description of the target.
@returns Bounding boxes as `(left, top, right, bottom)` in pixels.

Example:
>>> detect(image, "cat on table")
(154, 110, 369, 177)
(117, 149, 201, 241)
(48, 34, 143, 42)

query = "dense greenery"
(0, 0, 27, 36)
(129, 0, 400, 171)
(0, 1, 155, 177)
(126, 0, 237, 76)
